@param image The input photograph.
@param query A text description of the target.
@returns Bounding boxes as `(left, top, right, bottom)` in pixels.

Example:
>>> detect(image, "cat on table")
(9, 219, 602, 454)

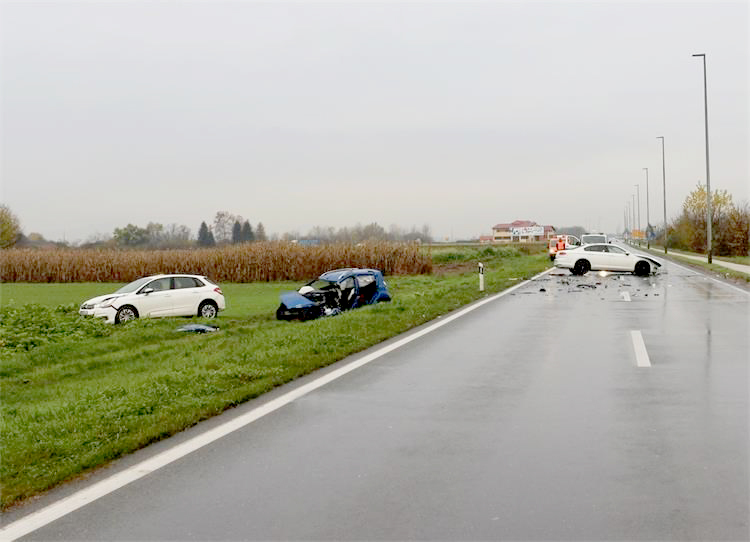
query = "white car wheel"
(198, 301, 218, 319)
(115, 306, 138, 324)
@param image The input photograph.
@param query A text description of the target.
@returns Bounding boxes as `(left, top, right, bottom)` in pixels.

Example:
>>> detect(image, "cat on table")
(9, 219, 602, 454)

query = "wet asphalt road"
(7, 257, 749, 541)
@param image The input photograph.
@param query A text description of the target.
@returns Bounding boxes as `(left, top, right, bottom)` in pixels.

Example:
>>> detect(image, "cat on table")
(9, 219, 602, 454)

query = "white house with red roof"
(492, 220, 556, 243)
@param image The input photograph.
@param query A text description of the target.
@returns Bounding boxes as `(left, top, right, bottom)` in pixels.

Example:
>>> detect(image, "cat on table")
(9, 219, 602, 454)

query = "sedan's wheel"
(115, 305, 138, 324)
(573, 259, 590, 275)
(634, 261, 651, 276)
(198, 301, 218, 319)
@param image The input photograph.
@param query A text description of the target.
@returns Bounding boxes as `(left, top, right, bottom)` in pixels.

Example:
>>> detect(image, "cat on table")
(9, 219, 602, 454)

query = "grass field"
(1, 245, 549, 509)
(1, 281, 300, 319)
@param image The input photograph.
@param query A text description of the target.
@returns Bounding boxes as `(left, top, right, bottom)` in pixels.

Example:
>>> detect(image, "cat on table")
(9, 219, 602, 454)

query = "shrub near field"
(0, 241, 431, 283)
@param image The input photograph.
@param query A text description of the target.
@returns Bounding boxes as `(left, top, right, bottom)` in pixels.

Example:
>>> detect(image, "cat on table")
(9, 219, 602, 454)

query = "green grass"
(668, 254, 750, 283)
(0, 281, 300, 318)
(428, 243, 543, 265)
(1, 283, 114, 308)
(642, 246, 749, 282)
(726, 256, 750, 265)
(1, 247, 549, 509)
(700, 254, 749, 266)
(645, 245, 749, 266)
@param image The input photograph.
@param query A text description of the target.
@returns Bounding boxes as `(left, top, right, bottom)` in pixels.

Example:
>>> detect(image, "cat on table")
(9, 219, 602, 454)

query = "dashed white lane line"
(620, 291, 631, 302)
(0, 269, 556, 542)
(630, 330, 652, 368)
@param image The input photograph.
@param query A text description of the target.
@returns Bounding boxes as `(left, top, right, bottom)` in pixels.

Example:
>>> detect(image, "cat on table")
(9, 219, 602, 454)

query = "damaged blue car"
(276, 268, 391, 321)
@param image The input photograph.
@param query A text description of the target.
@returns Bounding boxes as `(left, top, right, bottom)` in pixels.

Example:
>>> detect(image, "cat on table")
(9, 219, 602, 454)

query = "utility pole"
(634, 184, 641, 245)
(632, 194, 636, 244)
(693, 53, 712, 263)
(657, 136, 667, 254)
(643, 168, 650, 249)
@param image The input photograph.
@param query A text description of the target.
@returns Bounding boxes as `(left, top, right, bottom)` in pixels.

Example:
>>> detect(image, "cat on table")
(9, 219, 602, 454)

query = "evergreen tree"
(241, 220, 254, 242)
(255, 222, 267, 242)
(197, 221, 215, 247)
(232, 221, 242, 244)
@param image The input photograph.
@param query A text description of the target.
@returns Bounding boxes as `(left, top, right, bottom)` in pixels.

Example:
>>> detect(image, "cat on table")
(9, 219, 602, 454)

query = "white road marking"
(0, 268, 555, 542)
(620, 291, 631, 302)
(630, 330, 652, 368)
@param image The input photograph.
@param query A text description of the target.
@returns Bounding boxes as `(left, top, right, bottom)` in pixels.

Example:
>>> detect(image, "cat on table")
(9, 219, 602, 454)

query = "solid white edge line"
(630, 330, 652, 368)
(0, 267, 556, 541)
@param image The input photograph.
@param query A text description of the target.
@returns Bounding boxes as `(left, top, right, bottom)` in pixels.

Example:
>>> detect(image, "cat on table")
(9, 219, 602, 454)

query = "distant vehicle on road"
(276, 268, 391, 321)
(548, 235, 581, 261)
(79, 274, 226, 324)
(554, 243, 661, 276)
(580, 233, 608, 245)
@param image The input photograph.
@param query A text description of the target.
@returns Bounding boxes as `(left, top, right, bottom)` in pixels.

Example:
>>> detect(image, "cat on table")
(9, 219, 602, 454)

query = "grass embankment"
(0, 245, 548, 509)
(642, 246, 750, 283)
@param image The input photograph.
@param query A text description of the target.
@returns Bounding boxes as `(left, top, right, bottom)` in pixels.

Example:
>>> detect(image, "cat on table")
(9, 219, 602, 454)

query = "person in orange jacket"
(557, 236, 566, 252)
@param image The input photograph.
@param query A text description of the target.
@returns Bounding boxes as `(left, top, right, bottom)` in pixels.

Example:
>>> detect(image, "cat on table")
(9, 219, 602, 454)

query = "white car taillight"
(214, 287, 223, 295)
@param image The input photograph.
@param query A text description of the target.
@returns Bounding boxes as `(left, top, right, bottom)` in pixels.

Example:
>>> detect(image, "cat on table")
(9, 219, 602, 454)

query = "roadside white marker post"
(478, 262, 484, 291)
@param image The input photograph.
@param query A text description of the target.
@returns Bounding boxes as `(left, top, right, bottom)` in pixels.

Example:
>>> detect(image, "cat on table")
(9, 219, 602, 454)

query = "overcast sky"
(1, 1, 747, 243)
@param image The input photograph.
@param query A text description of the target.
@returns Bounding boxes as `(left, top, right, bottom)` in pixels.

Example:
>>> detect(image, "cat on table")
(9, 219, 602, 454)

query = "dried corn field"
(0, 242, 432, 283)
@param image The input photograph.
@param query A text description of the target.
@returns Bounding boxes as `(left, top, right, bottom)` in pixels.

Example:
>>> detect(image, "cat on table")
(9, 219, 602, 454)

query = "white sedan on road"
(79, 274, 226, 324)
(554, 243, 662, 276)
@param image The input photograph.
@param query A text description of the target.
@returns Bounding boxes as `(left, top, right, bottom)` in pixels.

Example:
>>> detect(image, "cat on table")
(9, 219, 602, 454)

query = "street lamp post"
(657, 136, 667, 254)
(622, 205, 628, 239)
(693, 53, 712, 264)
(631, 194, 636, 244)
(643, 168, 650, 249)
(634, 184, 641, 245)
(625, 204, 629, 238)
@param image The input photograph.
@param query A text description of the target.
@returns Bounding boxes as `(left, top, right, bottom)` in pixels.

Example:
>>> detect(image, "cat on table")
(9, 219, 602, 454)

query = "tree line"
(2, 204, 432, 250)
(287, 223, 433, 244)
(195, 211, 267, 247)
(3, 191, 747, 255)
(0, 207, 269, 250)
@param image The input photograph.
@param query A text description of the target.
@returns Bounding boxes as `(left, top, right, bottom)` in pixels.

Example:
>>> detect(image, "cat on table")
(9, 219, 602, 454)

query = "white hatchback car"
(554, 243, 661, 276)
(79, 274, 226, 324)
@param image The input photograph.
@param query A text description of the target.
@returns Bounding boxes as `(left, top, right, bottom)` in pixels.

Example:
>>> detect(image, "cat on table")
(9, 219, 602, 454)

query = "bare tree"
(213, 211, 242, 244)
